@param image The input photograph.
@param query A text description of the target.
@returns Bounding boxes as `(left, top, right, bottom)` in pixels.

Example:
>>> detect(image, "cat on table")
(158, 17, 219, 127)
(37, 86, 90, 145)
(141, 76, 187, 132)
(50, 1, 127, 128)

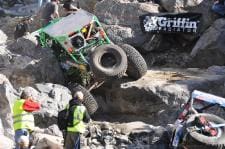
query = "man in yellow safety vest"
(64, 91, 90, 149)
(13, 89, 40, 149)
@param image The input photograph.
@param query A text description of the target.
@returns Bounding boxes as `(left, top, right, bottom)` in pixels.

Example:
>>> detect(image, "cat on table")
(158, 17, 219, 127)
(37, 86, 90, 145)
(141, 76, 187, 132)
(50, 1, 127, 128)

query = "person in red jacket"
(13, 89, 40, 149)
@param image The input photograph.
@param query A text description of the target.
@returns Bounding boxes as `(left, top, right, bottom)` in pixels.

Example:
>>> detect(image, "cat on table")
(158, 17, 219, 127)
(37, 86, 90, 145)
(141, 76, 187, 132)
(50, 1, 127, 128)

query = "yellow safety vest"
(13, 99, 35, 131)
(67, 105, 86, 133)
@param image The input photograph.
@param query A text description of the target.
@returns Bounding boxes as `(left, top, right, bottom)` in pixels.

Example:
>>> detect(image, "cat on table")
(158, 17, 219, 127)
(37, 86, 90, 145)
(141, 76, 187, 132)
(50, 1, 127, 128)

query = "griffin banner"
(139, 13, 202, 34)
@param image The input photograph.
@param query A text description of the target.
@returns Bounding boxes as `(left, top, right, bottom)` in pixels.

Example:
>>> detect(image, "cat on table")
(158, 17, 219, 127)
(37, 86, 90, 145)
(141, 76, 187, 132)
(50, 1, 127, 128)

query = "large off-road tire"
(69, 83, 98, 115)
(120, 44, 147, 80)
(184, 113, 225, 149)
(90, 44, 127, 79)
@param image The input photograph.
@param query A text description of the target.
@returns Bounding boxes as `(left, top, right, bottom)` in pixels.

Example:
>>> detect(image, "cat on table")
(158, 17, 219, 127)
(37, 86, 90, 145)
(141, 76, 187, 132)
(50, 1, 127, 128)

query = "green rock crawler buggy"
(39, 9, 147, 114)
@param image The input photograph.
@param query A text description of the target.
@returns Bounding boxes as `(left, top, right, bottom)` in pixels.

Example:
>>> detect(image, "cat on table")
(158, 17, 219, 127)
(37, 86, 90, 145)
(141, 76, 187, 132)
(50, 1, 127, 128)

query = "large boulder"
(0, 78, 71, 139)
(94, 0, 159, 47)
(0, 34, 65, 88)
(190, 19, 225, 68)
(0, 16, 21, 40)
(43, 124, 63, 137)
(94, 67, 225, 125)
(0, 30, 7, 44)
(160, 0, 216, 32)
(0, 74, 18, 140)
(33, 133, 63, 149)
(74, 0, 100, 12)
(31, 83, 72, 127)
(2, 3, 38, 16)
(0, 135, 14, 149)
(160, 0, 204, 12)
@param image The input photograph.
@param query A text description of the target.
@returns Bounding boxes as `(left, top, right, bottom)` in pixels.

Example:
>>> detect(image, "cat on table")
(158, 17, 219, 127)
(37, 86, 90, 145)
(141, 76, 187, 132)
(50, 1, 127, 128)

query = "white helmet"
(74, 91, 84, 101)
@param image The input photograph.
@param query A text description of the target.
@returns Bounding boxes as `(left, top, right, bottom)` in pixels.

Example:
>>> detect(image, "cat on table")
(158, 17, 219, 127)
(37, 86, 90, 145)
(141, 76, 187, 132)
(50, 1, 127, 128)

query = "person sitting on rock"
(14, 17, 33, 40)
(64, 91, 90, 149)
(212, 0, 225, 16)
(13, 89, 41, 149)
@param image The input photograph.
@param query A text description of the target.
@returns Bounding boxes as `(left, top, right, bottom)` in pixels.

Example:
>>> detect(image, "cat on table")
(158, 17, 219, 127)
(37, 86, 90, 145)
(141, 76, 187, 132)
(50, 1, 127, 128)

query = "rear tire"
(184, 113, 225, 149)
(120, 44, 147, 80)
(69, 83, 98, 115)
(90, 44, 127, 79)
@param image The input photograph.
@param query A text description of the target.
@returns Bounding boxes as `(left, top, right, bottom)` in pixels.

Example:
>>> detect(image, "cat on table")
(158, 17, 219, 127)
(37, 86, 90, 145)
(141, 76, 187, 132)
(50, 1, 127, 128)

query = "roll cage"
(38, 9, 111, 65)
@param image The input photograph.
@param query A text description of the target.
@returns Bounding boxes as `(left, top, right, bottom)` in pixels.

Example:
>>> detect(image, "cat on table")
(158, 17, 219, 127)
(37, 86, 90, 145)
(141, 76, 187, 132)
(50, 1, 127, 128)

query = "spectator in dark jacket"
(14, 17, 33, 40)
(64, 91, 90, 149)
(212, 0, 225, 16)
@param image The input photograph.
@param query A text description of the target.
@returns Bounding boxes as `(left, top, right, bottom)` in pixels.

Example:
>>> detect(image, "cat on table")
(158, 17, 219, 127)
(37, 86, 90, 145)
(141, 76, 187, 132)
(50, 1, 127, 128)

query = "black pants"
(64, 132, 80, 149)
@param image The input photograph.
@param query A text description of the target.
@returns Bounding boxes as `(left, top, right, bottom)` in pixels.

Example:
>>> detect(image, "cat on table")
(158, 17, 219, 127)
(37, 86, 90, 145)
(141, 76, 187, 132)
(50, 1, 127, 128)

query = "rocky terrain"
(0, 0, 225, 148)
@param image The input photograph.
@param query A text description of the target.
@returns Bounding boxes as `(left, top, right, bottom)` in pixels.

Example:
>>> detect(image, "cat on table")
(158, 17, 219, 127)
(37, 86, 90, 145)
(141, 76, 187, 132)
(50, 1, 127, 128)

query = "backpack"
(57, 105, 77, 130)
(57, 109, 69, 131)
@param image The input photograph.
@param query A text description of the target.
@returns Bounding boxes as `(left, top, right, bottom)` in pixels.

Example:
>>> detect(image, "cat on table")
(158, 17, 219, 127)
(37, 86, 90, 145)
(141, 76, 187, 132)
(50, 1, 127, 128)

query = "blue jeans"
(212, 3, 225, 16)
(74, 135, 80, 149)
(65, 132, 80, 149)
(15, 129, 30, 149)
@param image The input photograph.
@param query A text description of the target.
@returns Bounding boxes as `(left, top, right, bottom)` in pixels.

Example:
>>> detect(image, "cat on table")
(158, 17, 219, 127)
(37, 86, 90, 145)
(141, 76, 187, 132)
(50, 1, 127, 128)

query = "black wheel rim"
(100, 53, 117, 68)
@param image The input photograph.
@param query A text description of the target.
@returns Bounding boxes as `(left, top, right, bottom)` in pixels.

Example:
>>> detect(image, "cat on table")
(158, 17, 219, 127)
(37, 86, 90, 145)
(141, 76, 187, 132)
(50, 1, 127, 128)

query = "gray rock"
(160, 0, 216, 32)
(88, 124, 101, 138)
(0, 34, 65, 88)
(160, 0, 204, 12)
(3, 3, 38, 16)
(91, 138, 101, 145)
(0, 74, 18, 140)
(2, 82, 71, 129)
(119, 122, 169, 149)
(94, 0, 159, 47)
(115, 134, 129, 144)
(140, 34, 186, 53)
(190, 19, 225, 68)
(95, 68, 225, 125)
(0, 135, 14, 149)
(32, 83, 71, 127)
(83, 121, 170, 148)
(103, 24, 134, 44)
(207, 65, 225, 75)
(0, 16, 23, 40)
(44, 124, 63, 137)
(0, 119, 3, 135)
(95, 0, 159, 26)
(72, 0, 101, 12)
(0, 30, 7, 44)
(0, 77, 70, 139)
(32, 133, 63, 149)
